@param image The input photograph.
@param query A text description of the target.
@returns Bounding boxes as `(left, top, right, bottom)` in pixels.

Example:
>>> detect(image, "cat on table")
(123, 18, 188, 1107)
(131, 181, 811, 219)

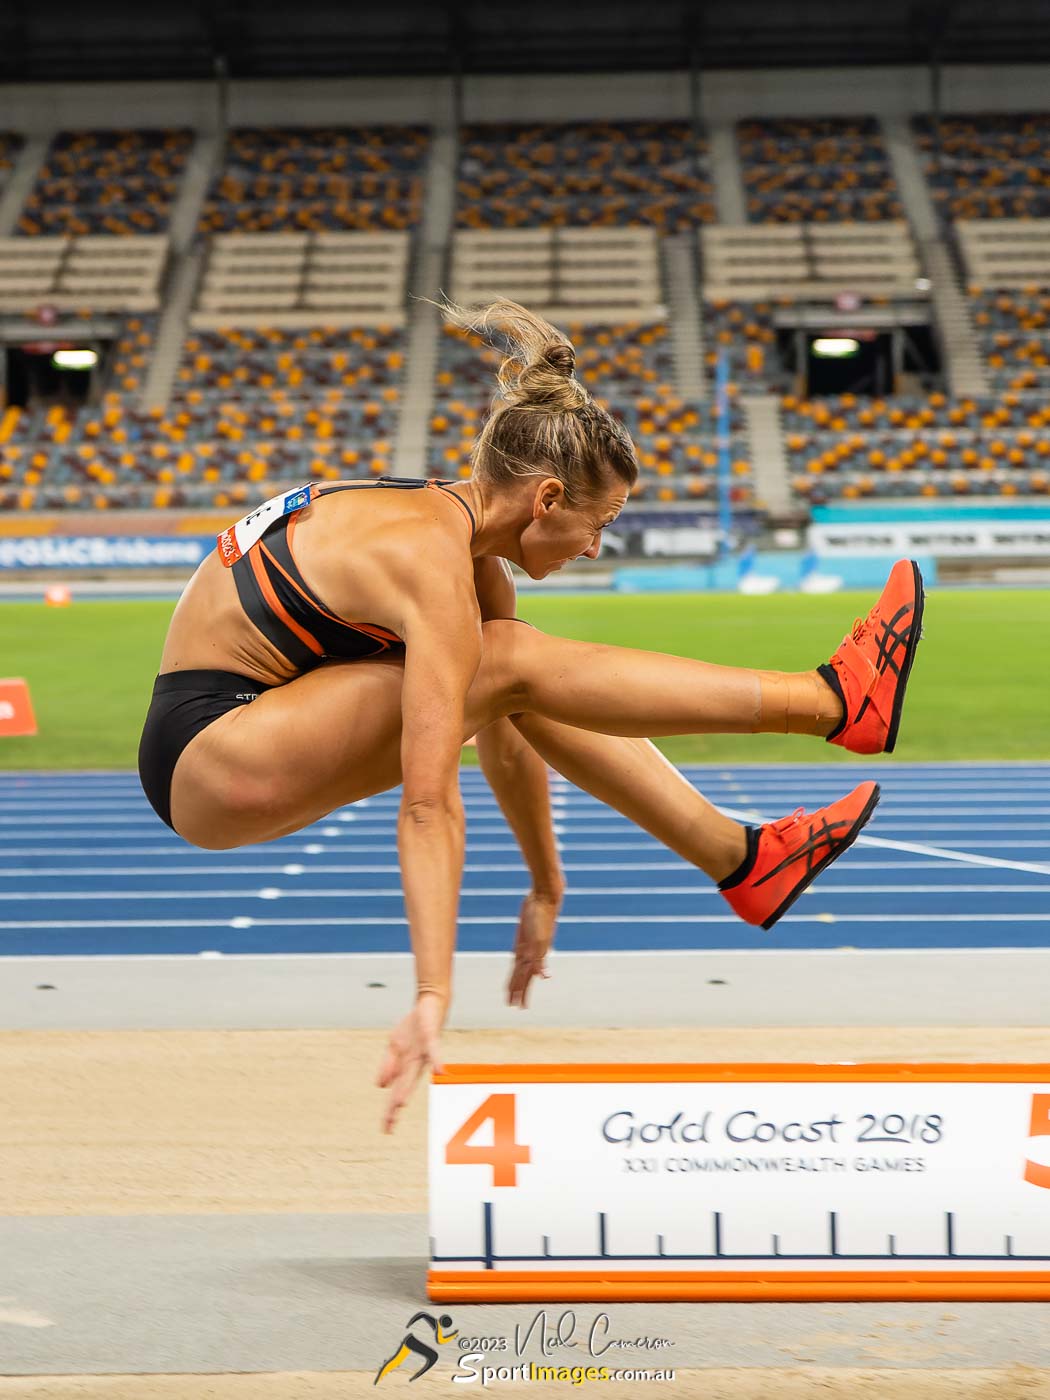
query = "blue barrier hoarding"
(0, 536, 215, 571)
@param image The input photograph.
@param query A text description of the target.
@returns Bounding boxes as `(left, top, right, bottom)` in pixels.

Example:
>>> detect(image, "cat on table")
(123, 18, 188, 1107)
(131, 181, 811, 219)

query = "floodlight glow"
(51, 349, 98, 370)
(812, 337, 860, 358)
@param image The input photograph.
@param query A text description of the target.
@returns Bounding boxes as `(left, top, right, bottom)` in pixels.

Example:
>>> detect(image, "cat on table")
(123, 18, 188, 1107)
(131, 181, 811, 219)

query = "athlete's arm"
(472, 556, 565, 1008)
(376, 530, 481, 1131)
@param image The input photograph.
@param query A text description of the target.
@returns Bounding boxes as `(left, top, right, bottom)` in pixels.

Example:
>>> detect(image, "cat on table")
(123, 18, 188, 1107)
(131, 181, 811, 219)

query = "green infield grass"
(0, 588, 1046, 770)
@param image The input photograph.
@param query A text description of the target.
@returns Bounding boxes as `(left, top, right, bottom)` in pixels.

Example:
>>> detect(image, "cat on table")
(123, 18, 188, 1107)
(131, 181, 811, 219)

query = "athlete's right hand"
(376, 991, 447, 1134)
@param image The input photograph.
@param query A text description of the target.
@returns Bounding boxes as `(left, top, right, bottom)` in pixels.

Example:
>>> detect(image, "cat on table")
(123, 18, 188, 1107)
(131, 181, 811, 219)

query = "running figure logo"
(374, 1311, 459, 1384)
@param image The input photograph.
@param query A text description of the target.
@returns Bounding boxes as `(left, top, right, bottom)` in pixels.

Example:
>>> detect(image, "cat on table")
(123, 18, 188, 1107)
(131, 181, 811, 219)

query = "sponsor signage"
(0, 536, 213, 571)
(808, 520, 1050, 558)
(430, 1063, 1050, 1302)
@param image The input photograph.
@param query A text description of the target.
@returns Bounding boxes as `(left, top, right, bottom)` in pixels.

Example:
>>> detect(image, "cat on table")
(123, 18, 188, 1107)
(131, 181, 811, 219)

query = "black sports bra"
(223, 476, 476, 674)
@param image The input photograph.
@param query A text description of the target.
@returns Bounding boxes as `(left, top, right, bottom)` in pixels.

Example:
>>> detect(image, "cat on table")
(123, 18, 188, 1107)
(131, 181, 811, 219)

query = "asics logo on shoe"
(752, 813, 854, 887)
(855, 604, 915, 723)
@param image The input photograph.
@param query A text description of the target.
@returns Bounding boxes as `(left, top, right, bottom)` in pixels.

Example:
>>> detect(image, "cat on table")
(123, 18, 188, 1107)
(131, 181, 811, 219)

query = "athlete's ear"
(534, 477, 564, 517)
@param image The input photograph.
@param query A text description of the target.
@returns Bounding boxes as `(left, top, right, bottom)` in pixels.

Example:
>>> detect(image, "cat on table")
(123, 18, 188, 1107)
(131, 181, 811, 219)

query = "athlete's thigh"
(170, 655, 409, 848)
(168, 618, 526, 849)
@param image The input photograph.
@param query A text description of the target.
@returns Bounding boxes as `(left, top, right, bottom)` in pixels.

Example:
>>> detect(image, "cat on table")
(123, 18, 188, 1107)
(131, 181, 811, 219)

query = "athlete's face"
(519, 477, 628, 580)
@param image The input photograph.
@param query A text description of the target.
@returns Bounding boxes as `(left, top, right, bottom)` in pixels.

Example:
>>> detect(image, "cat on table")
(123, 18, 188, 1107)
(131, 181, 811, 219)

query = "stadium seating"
(970, 288, 1050, 392)
(429, 321, 752, 503)
(17, 130, 192, 236)
(0, 316, 163, 509)
(737, 117, 903, 222)
(198, 126, 429, 233)
(456, 121, 716, 231)
(0, 322, 406, 510)
(702, 300, 789, 391)
(0, 131, 24, 199)
(913, 112, 1050, 220)
(781, 391, 1050, 501)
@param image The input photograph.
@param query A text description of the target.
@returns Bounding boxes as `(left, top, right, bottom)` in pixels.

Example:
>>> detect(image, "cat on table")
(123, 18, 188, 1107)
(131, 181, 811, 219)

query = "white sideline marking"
(715, 803, 1050, 878)
(858, 834, 1050, 877)
(0, 1298, 54, 1329)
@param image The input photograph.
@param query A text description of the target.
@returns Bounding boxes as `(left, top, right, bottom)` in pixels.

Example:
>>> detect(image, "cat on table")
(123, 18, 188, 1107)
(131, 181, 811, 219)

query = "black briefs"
(137, 669, 274, 831)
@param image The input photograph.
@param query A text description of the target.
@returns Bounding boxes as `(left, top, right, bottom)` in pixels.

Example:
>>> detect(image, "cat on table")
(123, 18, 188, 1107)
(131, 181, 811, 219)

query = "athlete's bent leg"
(507, 713, 747, 883)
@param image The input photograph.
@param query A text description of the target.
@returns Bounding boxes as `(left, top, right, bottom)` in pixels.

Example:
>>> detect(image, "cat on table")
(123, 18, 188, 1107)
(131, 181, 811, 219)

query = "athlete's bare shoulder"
(291, 480, 477, 637)
(380, 489, 479, 628)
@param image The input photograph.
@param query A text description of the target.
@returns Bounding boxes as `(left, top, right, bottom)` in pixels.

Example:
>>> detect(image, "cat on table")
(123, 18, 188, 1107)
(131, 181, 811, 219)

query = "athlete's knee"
(480, 617, 535, 712)
(175, 768, 281, 851)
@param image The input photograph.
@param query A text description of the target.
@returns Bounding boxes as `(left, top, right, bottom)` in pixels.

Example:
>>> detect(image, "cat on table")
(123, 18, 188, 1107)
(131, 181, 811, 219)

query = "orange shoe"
(720, 781, 880, 930)
(820, 559, 924, 755)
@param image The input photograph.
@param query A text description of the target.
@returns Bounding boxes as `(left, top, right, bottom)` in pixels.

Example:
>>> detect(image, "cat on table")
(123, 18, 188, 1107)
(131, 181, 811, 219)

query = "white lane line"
(4, 913, 1050, 930)
(0, 859, 1033, 877)
(0, 815, 522, 828)
(1, 799, 1047, 817)
(7, 882, 1050, 902)
(4, 820, 1050, 839)
(1, 838, 1047, 858)
(4, 946, 1049, 963)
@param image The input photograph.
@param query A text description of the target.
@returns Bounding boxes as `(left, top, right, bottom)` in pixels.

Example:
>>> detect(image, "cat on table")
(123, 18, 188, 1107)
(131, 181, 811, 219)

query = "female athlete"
(138, 299, 924, 1132)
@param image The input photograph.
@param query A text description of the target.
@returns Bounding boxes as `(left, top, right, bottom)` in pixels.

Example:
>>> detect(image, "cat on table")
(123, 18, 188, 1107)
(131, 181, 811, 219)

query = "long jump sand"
(2, 1026, 1047, 1216)
(4, 1028, 1049, 1397)
(0, 1368, 1049, 1399)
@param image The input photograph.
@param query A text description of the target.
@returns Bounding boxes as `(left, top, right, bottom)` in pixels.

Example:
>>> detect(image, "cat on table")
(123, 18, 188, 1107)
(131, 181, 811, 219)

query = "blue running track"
(1, 763, 1048, 957)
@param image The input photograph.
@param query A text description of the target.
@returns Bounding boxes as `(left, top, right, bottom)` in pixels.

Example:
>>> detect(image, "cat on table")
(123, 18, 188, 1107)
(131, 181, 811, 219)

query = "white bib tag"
(217, 483, 314, 567)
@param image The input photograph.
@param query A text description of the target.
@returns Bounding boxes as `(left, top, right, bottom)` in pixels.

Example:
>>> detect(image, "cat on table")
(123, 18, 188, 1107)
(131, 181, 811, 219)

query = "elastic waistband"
(152, 669, 277, 694)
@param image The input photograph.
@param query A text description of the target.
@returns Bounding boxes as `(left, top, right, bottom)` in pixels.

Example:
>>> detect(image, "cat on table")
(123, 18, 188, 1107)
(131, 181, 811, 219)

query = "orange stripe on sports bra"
(263, 524, 401, 647)
(249, 546, 325, 658)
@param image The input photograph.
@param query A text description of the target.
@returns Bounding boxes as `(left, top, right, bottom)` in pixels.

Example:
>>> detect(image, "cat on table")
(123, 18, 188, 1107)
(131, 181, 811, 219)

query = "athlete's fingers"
(383, 1053, 425, 1133)
(375, 1036, 406, 1086)
(508, 954, 545, 1008)
(426, 1037, 446, 1076)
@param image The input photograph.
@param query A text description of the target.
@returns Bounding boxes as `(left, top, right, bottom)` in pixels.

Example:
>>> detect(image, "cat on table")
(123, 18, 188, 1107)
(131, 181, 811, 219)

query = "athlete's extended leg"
(488, 556, 922, 752)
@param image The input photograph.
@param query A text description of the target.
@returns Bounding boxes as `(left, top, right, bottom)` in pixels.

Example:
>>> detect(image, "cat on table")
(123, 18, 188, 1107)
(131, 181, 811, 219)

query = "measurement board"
(428, 1063, 1050, 1301)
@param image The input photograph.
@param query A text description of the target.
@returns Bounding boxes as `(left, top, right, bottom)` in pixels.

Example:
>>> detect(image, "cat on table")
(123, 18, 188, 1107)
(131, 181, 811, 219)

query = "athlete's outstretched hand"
(377, 991, 447, 1133)
(507, 888, 563, 1009)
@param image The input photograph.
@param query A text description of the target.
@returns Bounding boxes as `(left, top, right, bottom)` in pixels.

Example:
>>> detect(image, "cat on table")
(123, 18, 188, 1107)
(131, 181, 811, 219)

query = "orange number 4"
(1024, 1093, 1050, 1189)
(445, 1093, 531, 1187)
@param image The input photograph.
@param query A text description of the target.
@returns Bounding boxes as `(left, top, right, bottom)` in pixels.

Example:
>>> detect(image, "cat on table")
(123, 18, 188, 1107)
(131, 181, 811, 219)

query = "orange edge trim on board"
(432, 1062, 1050, 1084)
(426, 1271, 1050, 1303)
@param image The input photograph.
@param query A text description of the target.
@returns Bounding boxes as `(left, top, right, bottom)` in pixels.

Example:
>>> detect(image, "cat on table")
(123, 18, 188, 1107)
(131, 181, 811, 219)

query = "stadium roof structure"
(4, 0, 1050, 82)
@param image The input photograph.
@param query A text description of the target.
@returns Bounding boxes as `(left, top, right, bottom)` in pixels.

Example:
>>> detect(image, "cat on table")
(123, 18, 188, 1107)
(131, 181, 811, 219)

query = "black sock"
(817, 662, 848, 743)
(718, 825, 760, 891)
